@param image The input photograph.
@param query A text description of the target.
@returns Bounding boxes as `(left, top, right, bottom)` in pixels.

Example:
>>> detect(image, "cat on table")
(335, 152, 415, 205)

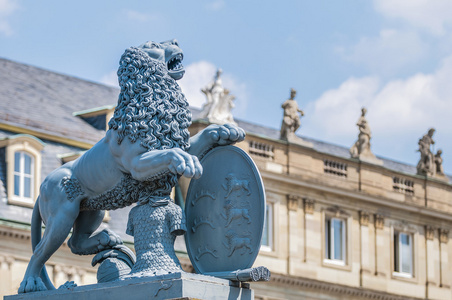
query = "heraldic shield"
(185, 145, 266, 278)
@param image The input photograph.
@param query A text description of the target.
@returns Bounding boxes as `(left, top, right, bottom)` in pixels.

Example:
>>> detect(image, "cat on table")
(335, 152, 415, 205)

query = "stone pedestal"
(4, 273, 253, 300)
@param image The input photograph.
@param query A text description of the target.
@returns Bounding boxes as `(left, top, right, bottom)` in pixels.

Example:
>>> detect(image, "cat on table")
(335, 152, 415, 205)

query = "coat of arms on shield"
(185, 145, 270, 281)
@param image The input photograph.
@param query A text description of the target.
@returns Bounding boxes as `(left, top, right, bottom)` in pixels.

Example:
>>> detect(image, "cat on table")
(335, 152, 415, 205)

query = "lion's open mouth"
(168, 54, 183, 72)
(167, 53, 185, 80)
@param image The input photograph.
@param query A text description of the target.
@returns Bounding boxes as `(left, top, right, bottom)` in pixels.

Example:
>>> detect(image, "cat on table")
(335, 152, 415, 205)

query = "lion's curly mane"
(109, 47, 191, 151)
(80, 47, 192, 211)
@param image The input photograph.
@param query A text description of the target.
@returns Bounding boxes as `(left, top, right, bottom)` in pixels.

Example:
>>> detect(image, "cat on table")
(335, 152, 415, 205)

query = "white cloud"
(206, 0, 225, 12)
(0, 0, 19, 36)
(374, 0, 452, 36)
(337, 29, 428, 74)
(100, 70, 119, 88)
(125, 10, 163, 23)
(221, 72, 249, 117)
(178, 61, 217, 108)
(306, 54, 452, 167)
(306, 77, 380, 138)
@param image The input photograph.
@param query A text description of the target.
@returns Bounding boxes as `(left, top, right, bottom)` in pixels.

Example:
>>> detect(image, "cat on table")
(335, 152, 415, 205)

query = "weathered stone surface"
(5, 273, 253, 300)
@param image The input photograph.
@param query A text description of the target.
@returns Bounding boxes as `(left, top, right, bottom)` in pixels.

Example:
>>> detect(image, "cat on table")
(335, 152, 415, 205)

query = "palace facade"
(0, 57, 451, 299)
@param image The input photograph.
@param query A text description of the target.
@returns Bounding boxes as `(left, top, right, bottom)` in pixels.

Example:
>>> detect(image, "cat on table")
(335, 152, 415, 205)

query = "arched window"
(13, 151, 35, 201)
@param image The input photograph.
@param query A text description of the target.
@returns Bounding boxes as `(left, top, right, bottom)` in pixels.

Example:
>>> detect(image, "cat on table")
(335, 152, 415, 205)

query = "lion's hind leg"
(68, 210, 122, 255)
(19, 205, 78, 293)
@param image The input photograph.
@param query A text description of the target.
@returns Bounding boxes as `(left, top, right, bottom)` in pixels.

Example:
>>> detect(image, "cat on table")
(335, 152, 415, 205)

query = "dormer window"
(73, 105, 116, 131)
(0, 134, 45, 207)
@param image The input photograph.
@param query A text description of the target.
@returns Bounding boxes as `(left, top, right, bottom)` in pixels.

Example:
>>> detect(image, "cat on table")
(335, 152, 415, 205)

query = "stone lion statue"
(19, 39, 245, 293)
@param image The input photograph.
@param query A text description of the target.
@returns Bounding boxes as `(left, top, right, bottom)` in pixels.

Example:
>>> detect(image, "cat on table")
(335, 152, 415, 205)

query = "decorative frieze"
(303, 198, 315, 214)
(359, 211, 370, 226)
(425, 226, 435, 240)
(374, 214, 384, 229)
(287, 195, 301, 211)
(439, 229, 449, 244)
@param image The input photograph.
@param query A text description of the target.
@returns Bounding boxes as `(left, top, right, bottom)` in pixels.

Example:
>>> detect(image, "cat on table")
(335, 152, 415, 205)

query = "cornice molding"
(0, 122, 94, 150)
(270, 273, 424, 300)
(261, 171, 452, 222)
(0, 227, 30, 241)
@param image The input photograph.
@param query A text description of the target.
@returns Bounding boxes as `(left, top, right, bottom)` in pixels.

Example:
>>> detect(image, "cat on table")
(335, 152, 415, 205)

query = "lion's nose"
(161, 39, 179, 47)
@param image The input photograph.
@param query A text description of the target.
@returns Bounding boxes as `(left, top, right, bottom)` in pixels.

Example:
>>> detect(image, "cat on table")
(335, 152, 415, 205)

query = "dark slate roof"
(0, 58, 119, 145)
(0, 57, 449, 182)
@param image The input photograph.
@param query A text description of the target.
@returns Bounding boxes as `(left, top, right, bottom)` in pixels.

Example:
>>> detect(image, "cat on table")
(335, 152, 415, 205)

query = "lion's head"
(108, 40, 191, 152)
(136, 39, 185, 80)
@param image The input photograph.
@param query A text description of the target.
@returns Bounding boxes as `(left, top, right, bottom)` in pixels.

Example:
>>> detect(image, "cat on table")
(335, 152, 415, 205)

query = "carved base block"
(357, 155, 383, 166)
(5, 273, 254, 300)
(287, 135, 313, 148)
(432, 173, 450, 183)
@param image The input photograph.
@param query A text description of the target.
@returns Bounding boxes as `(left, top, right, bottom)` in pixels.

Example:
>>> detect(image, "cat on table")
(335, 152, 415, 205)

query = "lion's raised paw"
(97, 229, 123, 250)
(18, 277, 47, 293)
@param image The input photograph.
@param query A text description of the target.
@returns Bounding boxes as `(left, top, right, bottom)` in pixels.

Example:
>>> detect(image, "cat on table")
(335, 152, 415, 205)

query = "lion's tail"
(31, 198, 56, 290)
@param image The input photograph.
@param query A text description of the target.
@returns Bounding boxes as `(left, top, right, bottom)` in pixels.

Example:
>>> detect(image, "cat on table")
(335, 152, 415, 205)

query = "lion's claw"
(208, 124, 245, 146)
(97, 229, 123, 250)
(18, 277, 47, 293)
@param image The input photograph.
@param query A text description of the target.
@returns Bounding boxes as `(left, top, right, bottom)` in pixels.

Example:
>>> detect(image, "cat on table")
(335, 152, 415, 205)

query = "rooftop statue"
(200, 69, 237, 125)
(18, 39, 245, 293)
(349, 107, 381, 165)
(435, 149, 445, 176)
(280, 88, 312, 147)
(417, 128, 436, 176)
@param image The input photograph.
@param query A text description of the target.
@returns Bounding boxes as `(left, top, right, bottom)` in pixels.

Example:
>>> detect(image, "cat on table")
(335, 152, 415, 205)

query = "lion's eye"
(143, 42, 161, 49)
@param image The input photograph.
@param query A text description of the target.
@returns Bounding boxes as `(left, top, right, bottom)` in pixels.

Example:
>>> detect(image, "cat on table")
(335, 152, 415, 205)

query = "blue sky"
(1, 0, 451, 173)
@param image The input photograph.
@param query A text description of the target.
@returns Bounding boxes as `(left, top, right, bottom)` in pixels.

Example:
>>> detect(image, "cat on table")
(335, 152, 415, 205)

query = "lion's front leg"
(109, 131, 203, 181)
(127, 148, 203, 181)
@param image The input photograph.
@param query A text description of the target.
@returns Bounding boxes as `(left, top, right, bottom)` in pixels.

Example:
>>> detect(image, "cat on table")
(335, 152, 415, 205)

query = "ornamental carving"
(287, 194, 301, 211)
(439, 229, 449, 244)
(425, 226, 435, 241)
(359, 211, 370, 226)
(374, 214, 384, 229)
(303, 198, 315, 214)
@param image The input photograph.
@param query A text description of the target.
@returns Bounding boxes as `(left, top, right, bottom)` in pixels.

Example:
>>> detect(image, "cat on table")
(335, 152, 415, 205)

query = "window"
(324, 159, 347, 178)
(249, 140, 274, 160)
(13, 151, 34, 201)
(325, 217, 346, 264)
(0, 134, 44, 207)
(394, 232, 413, 277)
(392, 177, 414, 195)
(261, 203, 273, 251)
